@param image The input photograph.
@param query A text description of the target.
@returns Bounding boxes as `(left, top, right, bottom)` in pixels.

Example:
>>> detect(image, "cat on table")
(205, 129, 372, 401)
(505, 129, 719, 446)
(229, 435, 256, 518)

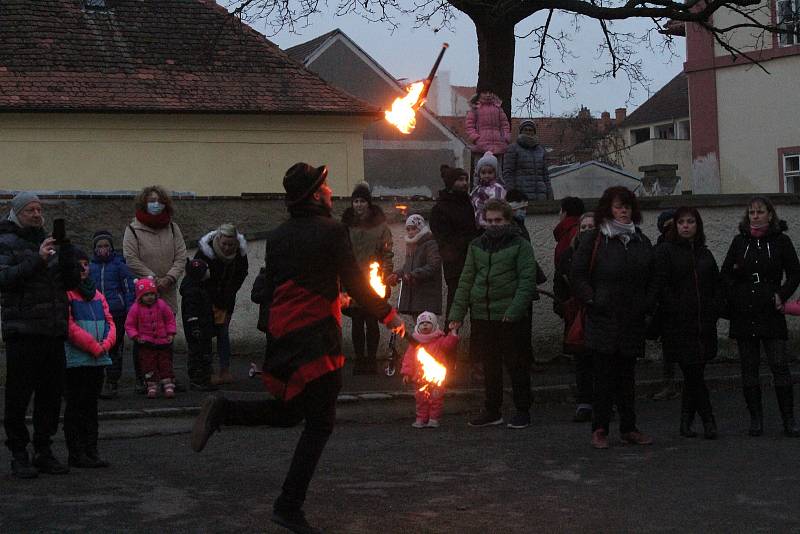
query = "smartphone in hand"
(52, 218, 66, 244)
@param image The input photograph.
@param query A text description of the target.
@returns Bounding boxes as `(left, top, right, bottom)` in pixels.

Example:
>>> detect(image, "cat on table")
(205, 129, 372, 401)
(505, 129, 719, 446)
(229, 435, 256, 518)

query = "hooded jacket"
(721, 220, 800, 339)
(194, 230, 249, 313)
(503, 137, 552, 201)
(125, 296, 177, 346)
(90, 249, 135, 317)
(464, 93, 511, 155)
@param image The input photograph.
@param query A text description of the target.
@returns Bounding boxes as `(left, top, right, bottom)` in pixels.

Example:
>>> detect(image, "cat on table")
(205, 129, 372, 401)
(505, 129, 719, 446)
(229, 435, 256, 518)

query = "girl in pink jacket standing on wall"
(125, 278, 177, 398)
(465, 92, 511, 170)
(402, 312, 459, 429)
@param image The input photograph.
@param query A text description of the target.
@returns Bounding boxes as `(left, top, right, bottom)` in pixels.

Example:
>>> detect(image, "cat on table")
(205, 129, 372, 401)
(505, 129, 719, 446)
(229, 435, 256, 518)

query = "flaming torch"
(369, 261, 386, 298)
(385, 43, 449, 134)
(416, 346, 447, 395)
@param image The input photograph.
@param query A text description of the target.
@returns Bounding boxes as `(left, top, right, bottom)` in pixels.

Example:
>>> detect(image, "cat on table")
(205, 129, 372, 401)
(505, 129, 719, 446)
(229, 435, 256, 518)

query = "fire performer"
(401, 312, 458, 429)
(190, 163, 406, 534)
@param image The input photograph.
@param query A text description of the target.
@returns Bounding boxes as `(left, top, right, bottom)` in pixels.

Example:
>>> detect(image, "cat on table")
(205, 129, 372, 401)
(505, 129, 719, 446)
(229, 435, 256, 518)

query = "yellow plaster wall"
(0, 113, 376, 196)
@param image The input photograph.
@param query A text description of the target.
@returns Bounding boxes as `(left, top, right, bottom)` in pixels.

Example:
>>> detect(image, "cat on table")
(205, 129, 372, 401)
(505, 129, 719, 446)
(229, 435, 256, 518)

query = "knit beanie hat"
(474, 151, 499, 179)
(405, 214, 426, 230)
(92, 230, 114, 250)
(185, 258, 209, 282)
(283, 163, 328, 207)
(440, 165, 468, 190)
(10, 192, 41, 215)
(415, 311, 439, 332)
(518, 119, 537, 134)
(351, 182, 372, 204)
(134, 278, 158, 301)
(657, 208, 677, 234)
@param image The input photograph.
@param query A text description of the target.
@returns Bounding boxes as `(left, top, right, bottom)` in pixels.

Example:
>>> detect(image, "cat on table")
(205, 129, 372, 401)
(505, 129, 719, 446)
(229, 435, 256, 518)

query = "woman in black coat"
(721, 197, 800, 437)
(571, 186, 655, 449)
(653, 207, 721, 439)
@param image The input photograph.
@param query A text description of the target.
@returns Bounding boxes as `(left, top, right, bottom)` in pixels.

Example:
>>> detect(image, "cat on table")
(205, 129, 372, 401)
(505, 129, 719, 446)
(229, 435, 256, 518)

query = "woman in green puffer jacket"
(448, 198, 538, 429)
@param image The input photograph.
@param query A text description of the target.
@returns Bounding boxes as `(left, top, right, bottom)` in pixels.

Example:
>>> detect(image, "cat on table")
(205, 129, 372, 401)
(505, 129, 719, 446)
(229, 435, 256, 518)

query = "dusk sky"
(257, 9, 687, 118)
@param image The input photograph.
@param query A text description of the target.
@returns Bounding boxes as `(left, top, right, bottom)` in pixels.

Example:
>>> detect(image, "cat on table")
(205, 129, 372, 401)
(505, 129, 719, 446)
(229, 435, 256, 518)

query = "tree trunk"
(475, 19, 516, 120)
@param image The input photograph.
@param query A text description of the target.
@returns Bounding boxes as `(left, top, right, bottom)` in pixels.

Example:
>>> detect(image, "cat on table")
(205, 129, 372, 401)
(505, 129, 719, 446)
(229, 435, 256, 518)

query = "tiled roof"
(284, 29, 340, 64)
(622, 72, 688, 127)
(0, 0, 378, 115)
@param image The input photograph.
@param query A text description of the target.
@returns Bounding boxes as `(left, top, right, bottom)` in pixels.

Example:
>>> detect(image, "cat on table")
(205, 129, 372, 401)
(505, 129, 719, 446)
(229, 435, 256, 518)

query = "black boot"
(775, 386, 800, 437)
(33, 447, 70, 475)
(271, 507, 323, 534)
(679, 388, 696, 437)
(743, 386, 763, 437)
(700, 413, 718, 440)
(10, 450, 38, 479)
(84, 427, 110, 468)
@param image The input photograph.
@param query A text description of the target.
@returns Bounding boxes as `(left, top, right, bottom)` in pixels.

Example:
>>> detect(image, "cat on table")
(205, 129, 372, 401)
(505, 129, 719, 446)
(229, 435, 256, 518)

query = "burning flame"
(416, 346, 447, 392)
(369, 261, 386, 298)
(385, 81, 425, 134)
(395, 204, 408, 216)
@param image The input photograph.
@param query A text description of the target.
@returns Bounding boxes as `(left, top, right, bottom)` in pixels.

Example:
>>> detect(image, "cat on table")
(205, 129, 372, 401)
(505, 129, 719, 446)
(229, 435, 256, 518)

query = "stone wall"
(4, 193, 800, 360)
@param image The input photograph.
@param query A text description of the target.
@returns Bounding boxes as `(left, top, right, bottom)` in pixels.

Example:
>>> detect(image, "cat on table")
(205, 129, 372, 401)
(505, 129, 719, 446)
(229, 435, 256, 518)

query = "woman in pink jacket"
(465, 92, 511, 167)
(401, 312, 459, 429)
(125, 278, 177, 398)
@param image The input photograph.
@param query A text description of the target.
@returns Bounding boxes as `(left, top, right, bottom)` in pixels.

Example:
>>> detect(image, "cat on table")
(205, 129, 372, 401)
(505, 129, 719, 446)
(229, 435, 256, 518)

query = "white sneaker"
(427, 419, 440, 428)
(411, 419, 427, 428)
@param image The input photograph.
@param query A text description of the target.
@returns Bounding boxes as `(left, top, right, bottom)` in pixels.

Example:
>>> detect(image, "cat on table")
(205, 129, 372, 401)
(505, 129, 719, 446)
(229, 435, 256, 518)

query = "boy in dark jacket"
(90, 230, 136, 399)
(180, 258, 218, 391)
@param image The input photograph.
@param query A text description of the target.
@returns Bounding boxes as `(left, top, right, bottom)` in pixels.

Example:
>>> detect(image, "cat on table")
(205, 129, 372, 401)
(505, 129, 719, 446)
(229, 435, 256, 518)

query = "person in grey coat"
(503, 120, 553, 201)
(388, 214, 443, 317)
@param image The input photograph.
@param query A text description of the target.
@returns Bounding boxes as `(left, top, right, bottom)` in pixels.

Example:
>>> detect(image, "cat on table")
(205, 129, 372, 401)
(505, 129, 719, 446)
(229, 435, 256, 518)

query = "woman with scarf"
(341, 183, 393, 375)
(195, 223, 249, 384)
(571, 186, 655, 449)
(448, 199, 538, 429)
(653, 207, 721, 439)
(503, 120, 553, 201)
(388, 214, 442, 319)
(721, 197, 800, 437)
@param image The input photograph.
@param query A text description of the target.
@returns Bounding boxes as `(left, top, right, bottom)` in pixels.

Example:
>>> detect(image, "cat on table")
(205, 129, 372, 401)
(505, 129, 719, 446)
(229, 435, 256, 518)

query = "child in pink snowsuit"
(125, 278, 178, 398)
(401, 312, 458, 428)
(465, 92, 511, 157)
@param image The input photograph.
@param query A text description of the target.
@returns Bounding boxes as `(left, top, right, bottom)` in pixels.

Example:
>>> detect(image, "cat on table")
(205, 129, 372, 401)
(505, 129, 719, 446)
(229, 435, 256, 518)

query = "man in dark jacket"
(430, 165, 479, 318)
(1, 192, 80, 478)
(191, 163, 405, 534)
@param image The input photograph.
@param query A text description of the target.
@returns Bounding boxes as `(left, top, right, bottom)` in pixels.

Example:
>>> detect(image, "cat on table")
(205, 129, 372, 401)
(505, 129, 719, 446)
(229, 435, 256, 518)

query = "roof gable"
(622, 72, 688, 128)
(0, 0, 377, 114)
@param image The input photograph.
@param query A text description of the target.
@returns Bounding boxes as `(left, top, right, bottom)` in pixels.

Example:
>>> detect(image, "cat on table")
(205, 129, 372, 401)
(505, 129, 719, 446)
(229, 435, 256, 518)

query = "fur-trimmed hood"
(471, 92, 502, 108)
(342, 204, 387, 229)
(198, 230, 248, 259)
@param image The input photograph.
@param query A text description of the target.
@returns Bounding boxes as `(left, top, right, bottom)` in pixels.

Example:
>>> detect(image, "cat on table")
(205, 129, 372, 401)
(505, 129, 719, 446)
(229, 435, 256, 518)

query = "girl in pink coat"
(401, 312, 459, 428)
(125, 278, 178, 398)
(465, 92, 511, 156)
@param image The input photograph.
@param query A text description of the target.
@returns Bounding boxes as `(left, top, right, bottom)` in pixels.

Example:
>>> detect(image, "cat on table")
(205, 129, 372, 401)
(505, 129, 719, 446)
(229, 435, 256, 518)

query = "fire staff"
(190, 163, 405, 534)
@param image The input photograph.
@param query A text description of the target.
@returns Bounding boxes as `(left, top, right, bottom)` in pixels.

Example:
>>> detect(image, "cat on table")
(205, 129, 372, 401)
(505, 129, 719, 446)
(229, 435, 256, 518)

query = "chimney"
(600, 111, 611, 133)
(578, 106, 591, 120)
(615, 107, 627, 124)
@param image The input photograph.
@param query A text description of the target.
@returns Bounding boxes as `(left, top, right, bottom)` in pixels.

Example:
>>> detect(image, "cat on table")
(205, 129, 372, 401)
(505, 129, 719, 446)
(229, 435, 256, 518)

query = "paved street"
(2, 388, 800, 533)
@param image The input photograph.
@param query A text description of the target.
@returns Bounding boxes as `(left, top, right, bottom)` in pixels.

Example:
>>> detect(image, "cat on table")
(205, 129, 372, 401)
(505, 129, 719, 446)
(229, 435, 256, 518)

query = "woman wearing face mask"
(502, 120, 553, 201)
(123, 186, 187, 314)
(653, 207, 721, 439)
(721, 197, 800, 437)
(194, 223, 249, 385)
(571, 186, 655, 449)
(341, 183, 393, 375)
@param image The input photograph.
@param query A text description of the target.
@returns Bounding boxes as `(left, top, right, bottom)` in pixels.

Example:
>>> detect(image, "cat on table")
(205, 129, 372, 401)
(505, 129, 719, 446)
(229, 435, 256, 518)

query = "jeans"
(223, 370, 342, 513)
(471, 319, 532, 414)
(4, 336, 65, 454)
(592, 351, 637, 433)
(738, 337, 792, 388)
(349, 308, 379, 362)
(63, 366, 105, 456)
(215, 321, 232, 371)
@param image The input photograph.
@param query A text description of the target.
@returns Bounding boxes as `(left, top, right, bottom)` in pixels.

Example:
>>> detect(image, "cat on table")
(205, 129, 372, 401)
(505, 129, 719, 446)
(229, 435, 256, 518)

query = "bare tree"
(225, 0, 786, 118)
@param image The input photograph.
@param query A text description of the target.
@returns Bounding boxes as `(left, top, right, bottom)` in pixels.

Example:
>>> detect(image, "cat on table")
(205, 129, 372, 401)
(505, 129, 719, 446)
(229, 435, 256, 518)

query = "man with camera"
(0, 192, 81, 478)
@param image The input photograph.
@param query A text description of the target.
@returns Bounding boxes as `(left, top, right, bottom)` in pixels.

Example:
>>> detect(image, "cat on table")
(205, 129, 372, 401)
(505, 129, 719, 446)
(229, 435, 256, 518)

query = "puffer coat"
(653, 239, 721, 364)
(503, 138, 552, 201)
(0, 218, 80, 340)
(720, 220, 800, 340)
(195, 230, 249, 313)
(396, 231, 443, 315)
(571, 227, 655, 358)
(448, 227, 537, 323)
(464, 93, 511, 155)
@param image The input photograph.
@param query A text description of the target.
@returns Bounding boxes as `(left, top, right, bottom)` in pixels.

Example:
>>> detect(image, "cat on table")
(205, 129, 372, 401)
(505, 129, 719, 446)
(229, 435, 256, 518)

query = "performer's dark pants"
(222, 369, 342, 513)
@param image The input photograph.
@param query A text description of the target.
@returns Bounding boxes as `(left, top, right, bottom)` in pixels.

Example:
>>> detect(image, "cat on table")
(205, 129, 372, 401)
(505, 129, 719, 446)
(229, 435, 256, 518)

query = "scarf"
(600, 219, 637, 247)
(479, 224, 520, 252)
(77, 277, 97, 301)
(413, 329, 444, 345)
(212, 234, 238, 263)
(405, 226, 431, 244)
(750, 224, 769, 238)
(135, 209, 171, 229)
(516, 134, 539, 149)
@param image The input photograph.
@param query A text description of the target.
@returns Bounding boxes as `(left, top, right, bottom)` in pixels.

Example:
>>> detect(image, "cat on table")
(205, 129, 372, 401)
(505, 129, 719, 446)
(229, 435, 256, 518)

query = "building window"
(654, 123, 675, 140)
(677, 120, 691, 140)
(631, 127, 650, 144)
(777, 0, 800, 46)
(785, 153, 800, 192)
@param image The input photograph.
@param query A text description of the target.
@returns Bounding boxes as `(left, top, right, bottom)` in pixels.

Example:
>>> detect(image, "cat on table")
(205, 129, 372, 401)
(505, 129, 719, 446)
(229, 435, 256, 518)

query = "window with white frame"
(777, 0, 800, 46)
(654, 123, 675, 140)
(785, 153, 800, 192)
